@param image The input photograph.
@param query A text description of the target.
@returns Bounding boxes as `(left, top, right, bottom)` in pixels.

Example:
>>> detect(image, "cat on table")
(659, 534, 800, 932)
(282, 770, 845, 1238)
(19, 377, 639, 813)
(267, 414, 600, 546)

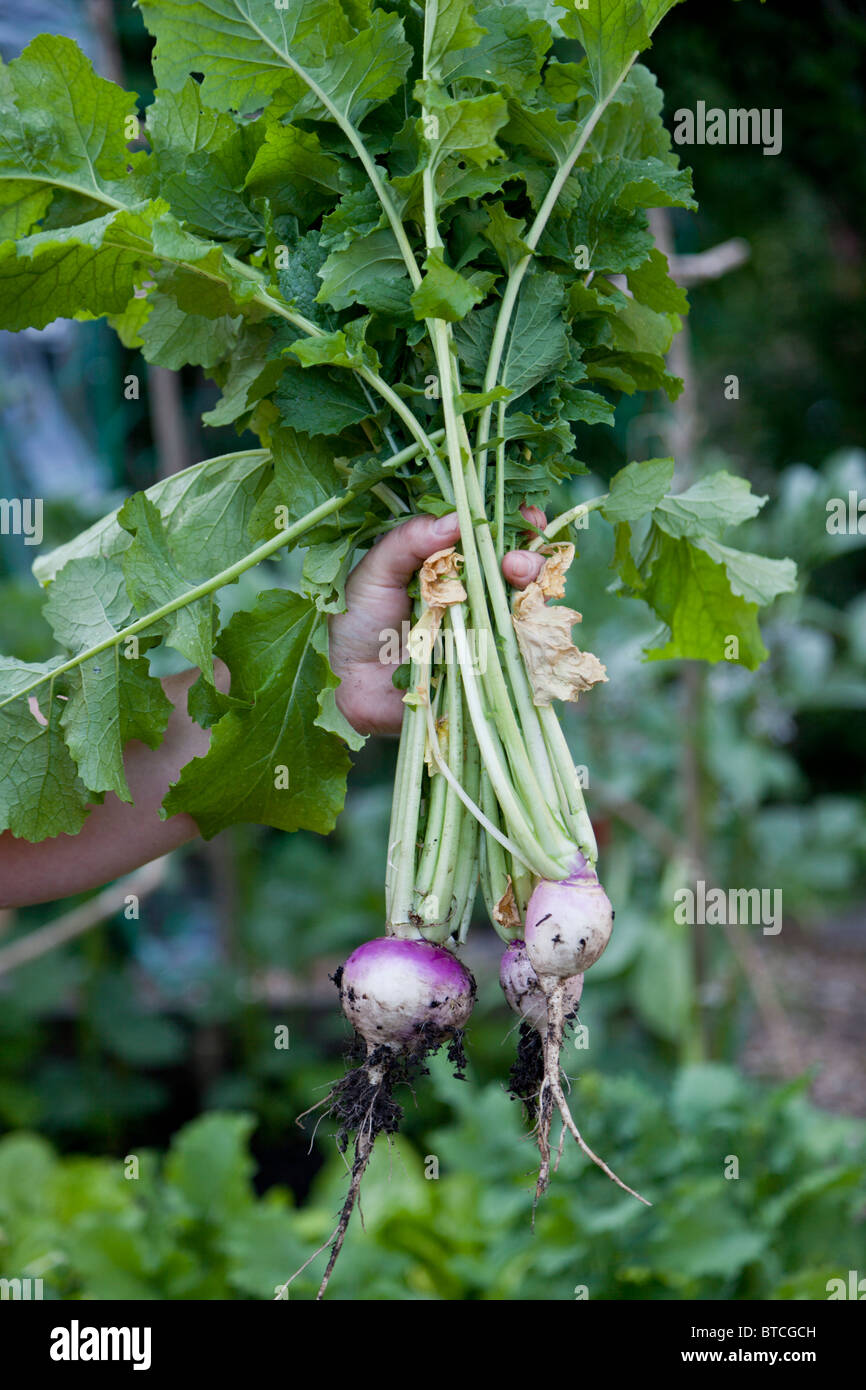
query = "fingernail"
(432, 512, 459, 538)
(512, 552, 535, 578)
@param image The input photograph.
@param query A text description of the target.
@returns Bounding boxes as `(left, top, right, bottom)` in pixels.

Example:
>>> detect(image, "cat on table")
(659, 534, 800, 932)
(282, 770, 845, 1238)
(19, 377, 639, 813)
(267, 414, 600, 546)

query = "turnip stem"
(449, 609, 569, 879)
(450, 725, 480, 942)
(430, 325, 571, 855)
(528, 495, 608, 550)
(425, 657, 467, 929)
(475, 58, 639, 492)
(386, 637, 431, 932)
(538, 705, 598, 862)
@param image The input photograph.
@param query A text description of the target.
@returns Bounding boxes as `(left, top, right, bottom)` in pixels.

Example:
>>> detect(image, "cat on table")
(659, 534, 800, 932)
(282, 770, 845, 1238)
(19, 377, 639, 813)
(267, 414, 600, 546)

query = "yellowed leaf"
(512, 549, 607, 706)
(419, 547, 467, 612)
(424, 715, 449, 775)
(536, 543, 574, 600)
(493, 876, 522, 932)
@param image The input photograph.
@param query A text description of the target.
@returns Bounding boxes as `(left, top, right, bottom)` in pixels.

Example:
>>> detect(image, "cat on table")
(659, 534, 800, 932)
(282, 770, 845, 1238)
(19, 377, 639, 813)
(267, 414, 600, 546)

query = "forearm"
(0, 664, 225, 909)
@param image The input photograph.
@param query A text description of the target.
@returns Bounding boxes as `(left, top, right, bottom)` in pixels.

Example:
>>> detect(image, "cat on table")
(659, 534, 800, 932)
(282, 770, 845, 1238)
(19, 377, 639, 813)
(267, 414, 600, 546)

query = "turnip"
(500, 937, 583, 1034)
(340, 936, 475, 1049)
(293, 935, 475, 1299)
(524, 854, 614, 978)
(500, 935, 649, 1209)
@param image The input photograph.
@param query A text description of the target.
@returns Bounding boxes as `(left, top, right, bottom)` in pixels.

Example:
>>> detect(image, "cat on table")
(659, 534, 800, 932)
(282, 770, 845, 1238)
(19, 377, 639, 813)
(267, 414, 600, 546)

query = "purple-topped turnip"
(294, 935, 475, 1299)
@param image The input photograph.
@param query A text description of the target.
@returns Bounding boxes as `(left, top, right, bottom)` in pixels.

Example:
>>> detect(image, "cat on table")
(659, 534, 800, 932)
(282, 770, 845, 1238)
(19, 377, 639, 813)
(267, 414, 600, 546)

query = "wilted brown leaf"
(493, 876, 522, 932)
(424, 715, 449, 775)
(536, 543, 574, 600)
(512, 546, 607, 706)
(420, 547, 467, 611)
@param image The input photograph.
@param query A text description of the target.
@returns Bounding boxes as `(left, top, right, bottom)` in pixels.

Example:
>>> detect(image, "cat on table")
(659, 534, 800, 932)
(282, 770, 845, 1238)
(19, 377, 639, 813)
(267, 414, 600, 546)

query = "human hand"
(329, 509, 546, 736)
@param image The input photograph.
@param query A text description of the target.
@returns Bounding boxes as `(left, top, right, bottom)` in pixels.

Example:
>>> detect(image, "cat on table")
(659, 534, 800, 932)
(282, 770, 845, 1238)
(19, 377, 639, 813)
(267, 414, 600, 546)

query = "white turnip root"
(500, 934, 649, 1211)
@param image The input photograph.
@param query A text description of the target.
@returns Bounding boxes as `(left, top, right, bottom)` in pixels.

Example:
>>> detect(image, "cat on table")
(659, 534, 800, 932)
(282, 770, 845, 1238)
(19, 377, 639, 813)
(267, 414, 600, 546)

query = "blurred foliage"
(1, 1068, 864, 1301)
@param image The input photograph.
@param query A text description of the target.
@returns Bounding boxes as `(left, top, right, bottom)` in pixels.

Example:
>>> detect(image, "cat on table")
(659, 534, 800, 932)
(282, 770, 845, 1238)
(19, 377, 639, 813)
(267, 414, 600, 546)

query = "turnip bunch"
(0, 0, 798, 1297)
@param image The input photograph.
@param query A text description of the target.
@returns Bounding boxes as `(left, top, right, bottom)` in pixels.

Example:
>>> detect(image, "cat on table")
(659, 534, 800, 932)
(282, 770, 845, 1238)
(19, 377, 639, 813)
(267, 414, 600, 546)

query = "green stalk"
(494, 398, 507, 562)
(386, 649, 431, 935)
(385, 684, 414, 928)
(1, 471, 397, 713)
(450, 608, 569, 880)
(475, 58, 639, 491)
(414, 665, 452, 900)
(450, 730, 481, 944)
(458, 433, 559, 805)
(537, 705, 598, 863)
(426, 651, 466, 924)
(240, 12, 422, 290)
(430, 322, 571, 858)
(479, 772, 509, 925)
(528, 494, 608, 550)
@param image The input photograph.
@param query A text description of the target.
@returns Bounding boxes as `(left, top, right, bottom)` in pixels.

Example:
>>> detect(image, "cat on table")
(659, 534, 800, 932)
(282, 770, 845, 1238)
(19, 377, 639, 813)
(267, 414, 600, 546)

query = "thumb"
(350, 512, 460, 595)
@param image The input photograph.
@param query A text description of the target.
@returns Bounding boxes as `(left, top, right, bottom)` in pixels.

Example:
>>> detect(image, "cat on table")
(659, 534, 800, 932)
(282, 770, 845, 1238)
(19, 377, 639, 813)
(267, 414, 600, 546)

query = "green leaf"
(244, 124, 349, 222)
(320, 185, 383, 252)
(653, 472, 767, 540)
(606, 295, 680, 357)
(288, 318, 380, 373)
(42, 558, 172, 800)
(561, 0, 682, 101)
(0, 181, 51, 239)
(249, 427, 344, 541)
(453, 302, 498, 384)
(118, 494, 216, 679)
(641, 529, 780, 669)
(159, 142, 263, 244)
(611, 521, 643, 588)
(273, 359, 375, 436)
(500, 271, 569, 398)
(139, 293, 242, 370)
(0, 660, 90, 839)
(626, 246, 688, 314)
(0, 34, 144, 217)
(164, 1111, 256, 1219)
(0, 208, 155, 331)
(145, 80, 263, 241)
(34, 449, 273, 585)
(163, 591, 352, 837)
(202, 323, 281, 427)
(410, 248, 484, 322)
(139, 0, 353, 117)
(148, 211, 265, 316)
(415, 85, 509, 172)
(602, 456, 675, 523)
(693, 538, 798, 608)
(145, 77, 236, 157)
(502, 100, 578, 164)
(317, 227, 410, 314)
(481, 201, 531, 271)
(424, 0, 488, 78)
(442, 5, 552, 97)
(287, 10, 413, 127)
